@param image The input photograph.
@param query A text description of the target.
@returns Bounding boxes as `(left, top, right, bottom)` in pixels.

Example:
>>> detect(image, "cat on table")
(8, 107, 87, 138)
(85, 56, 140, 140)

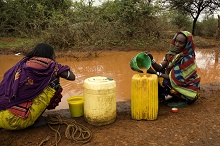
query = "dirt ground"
(0, 82, 219, 146)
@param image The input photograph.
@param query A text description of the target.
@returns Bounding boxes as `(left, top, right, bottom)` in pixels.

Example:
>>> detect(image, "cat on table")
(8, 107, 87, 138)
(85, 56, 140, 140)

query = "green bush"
(195, 17, 218, 37)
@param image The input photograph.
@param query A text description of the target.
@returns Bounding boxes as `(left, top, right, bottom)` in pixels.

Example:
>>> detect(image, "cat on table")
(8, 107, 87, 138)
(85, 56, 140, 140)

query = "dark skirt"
(47, 78, 63, 110)
(158, 78, 198, 104)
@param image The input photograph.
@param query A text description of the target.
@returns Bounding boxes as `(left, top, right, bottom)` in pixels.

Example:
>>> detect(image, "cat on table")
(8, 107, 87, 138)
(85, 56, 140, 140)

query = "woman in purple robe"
(0, 43, 75, 130)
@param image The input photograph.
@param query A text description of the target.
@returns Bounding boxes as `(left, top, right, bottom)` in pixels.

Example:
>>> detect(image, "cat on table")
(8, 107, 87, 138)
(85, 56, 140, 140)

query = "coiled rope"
(39, 114, 92, 146)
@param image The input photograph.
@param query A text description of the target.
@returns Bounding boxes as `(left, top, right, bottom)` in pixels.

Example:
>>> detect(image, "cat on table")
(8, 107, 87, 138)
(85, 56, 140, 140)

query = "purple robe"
(0, 57, 69, 110)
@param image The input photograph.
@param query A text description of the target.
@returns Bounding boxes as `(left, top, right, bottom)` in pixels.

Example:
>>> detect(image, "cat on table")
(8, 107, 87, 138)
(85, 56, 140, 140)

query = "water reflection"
(196, 50, 217, 69)
(0, 49, 219, 109)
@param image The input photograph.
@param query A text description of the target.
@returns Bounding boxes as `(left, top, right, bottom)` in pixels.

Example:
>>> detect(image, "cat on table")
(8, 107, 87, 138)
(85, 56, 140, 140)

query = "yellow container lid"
(83, 76, 116, 90)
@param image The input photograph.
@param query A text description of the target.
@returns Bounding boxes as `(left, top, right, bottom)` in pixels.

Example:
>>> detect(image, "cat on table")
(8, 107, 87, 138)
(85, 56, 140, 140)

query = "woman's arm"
(145, 52, 166, 72)
(145, 53, 169, 79)
(147, 66, 169, 79)
(151, 60, 166, 72)
(152, 61, 169, 79)
(59, 70, 75, 80)
(159, 71, 169, 79)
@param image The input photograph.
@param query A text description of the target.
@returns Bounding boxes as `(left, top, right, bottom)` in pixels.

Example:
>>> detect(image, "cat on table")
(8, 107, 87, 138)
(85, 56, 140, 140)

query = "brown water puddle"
(0, 49, 219, 109)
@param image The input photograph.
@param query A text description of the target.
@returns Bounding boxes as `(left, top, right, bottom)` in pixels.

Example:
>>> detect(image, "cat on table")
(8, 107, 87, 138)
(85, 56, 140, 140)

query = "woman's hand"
(60, 70, 75, 80)
(145, 51, 154, 61)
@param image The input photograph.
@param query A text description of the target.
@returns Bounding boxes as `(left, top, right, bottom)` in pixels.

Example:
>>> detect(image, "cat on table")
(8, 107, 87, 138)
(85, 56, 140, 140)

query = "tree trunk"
(216, 15, 220, 40)
(215, 15, 220, 63)
(192, 18, 197, 35)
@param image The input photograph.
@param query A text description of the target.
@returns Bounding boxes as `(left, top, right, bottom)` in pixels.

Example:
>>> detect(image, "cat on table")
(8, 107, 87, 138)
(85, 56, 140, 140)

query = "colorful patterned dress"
(159, 31, 201, 104)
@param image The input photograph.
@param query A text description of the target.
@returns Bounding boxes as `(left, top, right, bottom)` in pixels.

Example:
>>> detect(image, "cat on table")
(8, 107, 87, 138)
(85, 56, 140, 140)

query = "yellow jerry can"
(131, 73, 158, 120)
(83, 76, 116, 126)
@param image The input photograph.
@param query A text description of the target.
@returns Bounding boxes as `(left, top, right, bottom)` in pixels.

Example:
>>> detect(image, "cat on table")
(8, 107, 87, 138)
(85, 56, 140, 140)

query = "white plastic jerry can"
(83, 76, 116, 126)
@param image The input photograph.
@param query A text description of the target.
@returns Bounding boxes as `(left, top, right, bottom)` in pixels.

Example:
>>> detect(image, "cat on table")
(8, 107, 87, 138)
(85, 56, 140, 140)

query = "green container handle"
(130, 52, 151, 72)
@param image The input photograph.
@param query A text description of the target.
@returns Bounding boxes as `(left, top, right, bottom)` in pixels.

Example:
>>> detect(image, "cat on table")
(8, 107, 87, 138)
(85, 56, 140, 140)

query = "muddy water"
(0, 49, 219, 110)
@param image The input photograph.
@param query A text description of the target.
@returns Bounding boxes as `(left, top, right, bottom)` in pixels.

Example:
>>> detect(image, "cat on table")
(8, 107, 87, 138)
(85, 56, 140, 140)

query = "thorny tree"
(160, 0, 220, 35)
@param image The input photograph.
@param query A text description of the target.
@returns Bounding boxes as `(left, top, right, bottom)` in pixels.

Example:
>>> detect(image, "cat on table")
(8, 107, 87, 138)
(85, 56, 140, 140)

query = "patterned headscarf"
(166, 31, 200, 100)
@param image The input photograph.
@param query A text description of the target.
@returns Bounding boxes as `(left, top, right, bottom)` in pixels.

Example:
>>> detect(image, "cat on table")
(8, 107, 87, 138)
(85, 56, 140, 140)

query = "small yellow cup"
(67, 96, 84, 117)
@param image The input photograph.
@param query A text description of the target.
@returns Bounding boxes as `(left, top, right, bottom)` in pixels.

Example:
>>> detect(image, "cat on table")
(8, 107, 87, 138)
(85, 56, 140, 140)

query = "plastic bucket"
(67, 96, 84, 117)
(130, 52, 151, 72)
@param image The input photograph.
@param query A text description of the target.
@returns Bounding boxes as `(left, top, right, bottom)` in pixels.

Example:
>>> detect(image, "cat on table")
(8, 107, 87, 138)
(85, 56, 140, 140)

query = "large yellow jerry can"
(131, 74, 158, 120)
